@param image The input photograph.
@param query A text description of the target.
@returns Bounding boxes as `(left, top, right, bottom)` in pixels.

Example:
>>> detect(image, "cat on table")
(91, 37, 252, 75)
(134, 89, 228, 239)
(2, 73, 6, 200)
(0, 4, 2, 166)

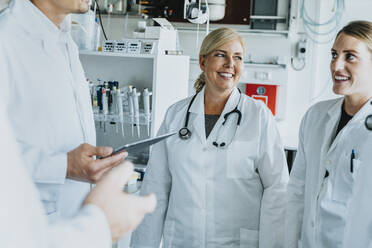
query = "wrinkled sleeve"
(15, 141, 68, 184)
(284, 114, 308, 248)
(257, 107, 289, 248)
(48, 204, 112, 248)
(130, 111, 172, 248)
(0, 108, 111, 248)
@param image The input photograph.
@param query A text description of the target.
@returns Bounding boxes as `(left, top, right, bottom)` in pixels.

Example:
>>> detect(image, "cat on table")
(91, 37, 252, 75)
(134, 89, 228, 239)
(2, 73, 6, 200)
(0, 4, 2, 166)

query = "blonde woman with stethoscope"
(285, 20, 372, 248)
(131, 27, 289, 248)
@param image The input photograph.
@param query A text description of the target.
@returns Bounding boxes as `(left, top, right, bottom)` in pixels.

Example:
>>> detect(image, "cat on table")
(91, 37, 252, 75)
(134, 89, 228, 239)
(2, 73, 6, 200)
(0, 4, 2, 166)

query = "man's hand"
(83, 161, 156, 242)
(67, 143, 127, 183)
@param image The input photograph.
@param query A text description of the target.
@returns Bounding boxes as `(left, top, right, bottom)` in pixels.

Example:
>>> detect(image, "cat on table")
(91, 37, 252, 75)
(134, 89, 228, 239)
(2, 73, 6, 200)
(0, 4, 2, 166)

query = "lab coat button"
(327, 160, 332, 165)
(203, 147, 207, 151)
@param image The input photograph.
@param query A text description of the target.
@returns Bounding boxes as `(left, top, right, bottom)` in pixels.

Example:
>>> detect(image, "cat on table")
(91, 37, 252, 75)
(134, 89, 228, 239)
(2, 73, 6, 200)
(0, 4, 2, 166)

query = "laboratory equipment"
(140, 41, 155, 55)
(184, 0, 209, 24)
(127, 40, 142, 55)
(101, 87, 108, 132)
(116, 87, 125, 136)
(143, 88, 152, 136)
(103, 40, 115, 52)
(79, 50, 189, 177)
(128, 85, 134, 136)
(114, 41, 127, 53)
(132, 87, 141, 137)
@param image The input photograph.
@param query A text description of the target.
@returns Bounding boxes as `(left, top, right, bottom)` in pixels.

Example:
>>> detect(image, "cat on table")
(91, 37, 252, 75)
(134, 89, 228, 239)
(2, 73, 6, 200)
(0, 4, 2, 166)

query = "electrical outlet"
(297, 40, 307, 59)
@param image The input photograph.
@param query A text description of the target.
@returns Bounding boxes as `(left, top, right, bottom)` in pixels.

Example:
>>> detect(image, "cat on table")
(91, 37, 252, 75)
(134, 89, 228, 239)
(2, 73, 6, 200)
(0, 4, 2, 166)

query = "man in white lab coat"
(0, 0, 125, 220)
(0, 103, 157, 247)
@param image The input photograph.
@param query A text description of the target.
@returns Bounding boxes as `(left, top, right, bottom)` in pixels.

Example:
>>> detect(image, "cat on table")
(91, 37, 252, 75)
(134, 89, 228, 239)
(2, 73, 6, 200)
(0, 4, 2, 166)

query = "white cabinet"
(79, 51, 189, 161)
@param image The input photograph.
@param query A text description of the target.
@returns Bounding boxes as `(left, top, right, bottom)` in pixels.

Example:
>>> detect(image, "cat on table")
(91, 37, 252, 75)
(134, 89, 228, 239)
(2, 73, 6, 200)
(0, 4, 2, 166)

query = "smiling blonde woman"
(131, 27, 289, 248)
(285, 20, 372, 248)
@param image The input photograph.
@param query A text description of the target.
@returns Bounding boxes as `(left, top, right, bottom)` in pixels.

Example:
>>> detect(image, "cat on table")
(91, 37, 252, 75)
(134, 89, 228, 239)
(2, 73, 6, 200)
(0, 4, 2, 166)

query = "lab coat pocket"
(332, 158, 362, 204)
(162, 220, 175, 248)
(240, 228, 259, 248)
(227, 141, 258, 179)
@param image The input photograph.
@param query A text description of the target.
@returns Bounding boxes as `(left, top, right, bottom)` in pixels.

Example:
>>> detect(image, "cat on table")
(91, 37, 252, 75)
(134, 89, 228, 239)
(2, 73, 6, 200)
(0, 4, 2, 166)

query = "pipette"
(102, 87, 108, 133)
(128, 85, 134, 136)
(111, 86, 118, 133)
(132, 87, 141, 138)
(143, 88, 152, 136)
(116, 87, 125, 137)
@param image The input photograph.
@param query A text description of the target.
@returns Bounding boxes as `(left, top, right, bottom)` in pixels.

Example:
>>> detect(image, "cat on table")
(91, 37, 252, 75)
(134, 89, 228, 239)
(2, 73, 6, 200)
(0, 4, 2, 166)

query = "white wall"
(311, 0, 372, 105)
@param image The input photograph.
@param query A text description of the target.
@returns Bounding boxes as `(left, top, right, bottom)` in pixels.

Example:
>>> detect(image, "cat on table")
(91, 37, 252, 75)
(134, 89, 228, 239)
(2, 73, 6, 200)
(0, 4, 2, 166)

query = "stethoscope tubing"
(178, 88, 242, 143)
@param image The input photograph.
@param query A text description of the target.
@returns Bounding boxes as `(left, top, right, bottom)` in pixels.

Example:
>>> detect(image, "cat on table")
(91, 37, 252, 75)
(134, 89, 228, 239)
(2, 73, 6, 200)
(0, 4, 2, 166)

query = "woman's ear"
(199, 55, 206, 71)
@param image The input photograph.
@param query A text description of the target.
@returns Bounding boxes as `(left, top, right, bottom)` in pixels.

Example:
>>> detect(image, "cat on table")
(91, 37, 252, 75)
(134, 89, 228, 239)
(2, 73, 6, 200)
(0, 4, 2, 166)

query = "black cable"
(95, 0, 108, 40)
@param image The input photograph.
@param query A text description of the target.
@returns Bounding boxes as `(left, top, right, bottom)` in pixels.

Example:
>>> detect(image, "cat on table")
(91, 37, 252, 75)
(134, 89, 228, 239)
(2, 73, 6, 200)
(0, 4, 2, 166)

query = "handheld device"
(99, 132, 177, 159)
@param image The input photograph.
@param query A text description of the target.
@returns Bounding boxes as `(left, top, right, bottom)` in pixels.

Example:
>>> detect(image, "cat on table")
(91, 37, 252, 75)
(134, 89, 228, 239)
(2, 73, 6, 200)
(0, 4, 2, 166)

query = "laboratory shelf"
(250, 15, 287, 21)
(189, 58, 286, 69)
(238, 80, 282, 86)
(244, 62, 286, 69)
(175, 26, 290, 37)
(79, 50, 155, 59)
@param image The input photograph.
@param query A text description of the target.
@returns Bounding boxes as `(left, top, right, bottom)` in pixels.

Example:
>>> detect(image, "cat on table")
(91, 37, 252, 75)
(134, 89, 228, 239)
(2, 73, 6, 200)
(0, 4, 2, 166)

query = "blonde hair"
(336, 20, 372, 53)
(194, 27, 246, 93)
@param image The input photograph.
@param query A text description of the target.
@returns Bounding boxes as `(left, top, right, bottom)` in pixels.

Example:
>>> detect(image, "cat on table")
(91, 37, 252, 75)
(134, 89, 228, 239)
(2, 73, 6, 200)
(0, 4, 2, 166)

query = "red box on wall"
(245, 84, 278, 115)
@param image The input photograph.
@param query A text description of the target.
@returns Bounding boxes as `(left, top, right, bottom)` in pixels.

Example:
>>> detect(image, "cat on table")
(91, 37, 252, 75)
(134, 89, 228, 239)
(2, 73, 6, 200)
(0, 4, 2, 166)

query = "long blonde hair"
(336, 20, 372, 53)
(194, 27, 246, 93)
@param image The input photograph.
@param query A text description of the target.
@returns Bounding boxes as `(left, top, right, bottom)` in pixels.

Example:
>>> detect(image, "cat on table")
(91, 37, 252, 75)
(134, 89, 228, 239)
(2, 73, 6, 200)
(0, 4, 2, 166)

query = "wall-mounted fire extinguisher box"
(245, 84, 278, 115)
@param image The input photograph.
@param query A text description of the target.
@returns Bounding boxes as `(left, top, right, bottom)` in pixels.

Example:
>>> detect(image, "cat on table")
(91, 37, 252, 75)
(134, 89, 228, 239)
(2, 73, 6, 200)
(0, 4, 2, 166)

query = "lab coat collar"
(188, 86, 240, 145)
(10, 0, 71, 41)
(326, 97, 372, 155)
(322, 98, 343, 152)
(189, 86, 240, 115)
(348, 97, 372, 124)
(326, 96, 372, 125)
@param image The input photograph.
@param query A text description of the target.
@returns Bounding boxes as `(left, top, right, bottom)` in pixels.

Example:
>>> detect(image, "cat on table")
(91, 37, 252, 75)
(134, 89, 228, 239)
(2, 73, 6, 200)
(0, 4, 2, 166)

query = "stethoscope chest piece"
(365, 114, 372, 130)
(179, 127, 192, 140)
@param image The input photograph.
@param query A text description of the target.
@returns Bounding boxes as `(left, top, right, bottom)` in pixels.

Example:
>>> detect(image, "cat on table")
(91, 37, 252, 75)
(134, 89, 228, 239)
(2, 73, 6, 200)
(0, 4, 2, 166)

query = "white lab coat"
(0, 104, 112, 248)
(285, 97, 372, 248)
(0, 0, 95, 220)
(131, 87, 289, 248)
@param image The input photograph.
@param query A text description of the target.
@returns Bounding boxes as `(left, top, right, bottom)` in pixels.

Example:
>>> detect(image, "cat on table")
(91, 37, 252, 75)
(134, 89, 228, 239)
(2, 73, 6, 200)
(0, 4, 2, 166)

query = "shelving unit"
(79, 51, 189, 162)
(79, 50, 155, 58)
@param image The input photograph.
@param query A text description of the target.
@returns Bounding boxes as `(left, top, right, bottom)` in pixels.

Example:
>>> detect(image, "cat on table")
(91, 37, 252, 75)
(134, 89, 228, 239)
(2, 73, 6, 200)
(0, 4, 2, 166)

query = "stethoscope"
(179, 89, 242, 147)
(365, 101, 372, 130)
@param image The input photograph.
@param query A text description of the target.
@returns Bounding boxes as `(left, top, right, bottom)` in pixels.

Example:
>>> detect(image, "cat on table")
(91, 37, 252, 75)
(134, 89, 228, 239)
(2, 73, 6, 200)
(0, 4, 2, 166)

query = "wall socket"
(297, 40, 307, 59)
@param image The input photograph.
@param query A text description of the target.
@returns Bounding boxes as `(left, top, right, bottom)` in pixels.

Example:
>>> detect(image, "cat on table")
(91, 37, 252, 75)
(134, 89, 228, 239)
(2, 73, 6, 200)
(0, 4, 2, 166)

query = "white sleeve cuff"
(48, 204, 112, 248)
